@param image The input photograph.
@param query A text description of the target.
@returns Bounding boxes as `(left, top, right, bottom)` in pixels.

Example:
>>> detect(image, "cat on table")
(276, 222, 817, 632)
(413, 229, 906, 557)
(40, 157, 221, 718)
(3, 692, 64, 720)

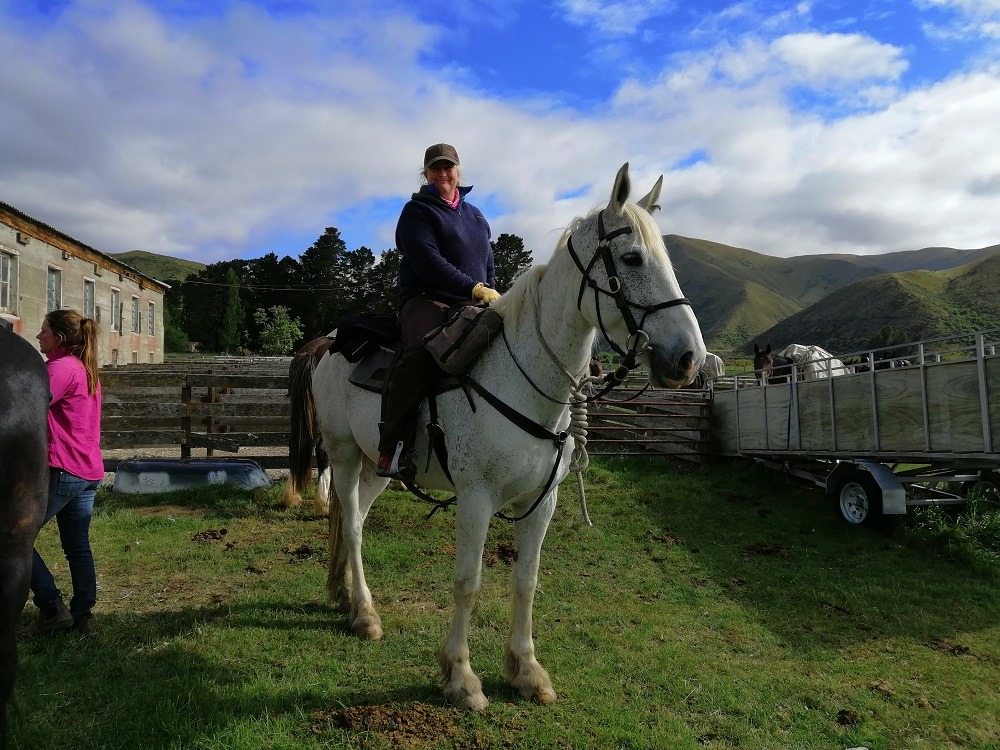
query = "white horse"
(778, 343, 849, 380)
(700, 351, 725, 386)
(293, 163, 706, 711)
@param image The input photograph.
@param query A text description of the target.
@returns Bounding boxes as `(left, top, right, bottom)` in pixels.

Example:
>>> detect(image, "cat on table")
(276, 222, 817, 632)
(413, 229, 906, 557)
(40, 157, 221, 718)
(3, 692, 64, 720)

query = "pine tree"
(491, 233, 533, 292)
(219, 268, 245, 354)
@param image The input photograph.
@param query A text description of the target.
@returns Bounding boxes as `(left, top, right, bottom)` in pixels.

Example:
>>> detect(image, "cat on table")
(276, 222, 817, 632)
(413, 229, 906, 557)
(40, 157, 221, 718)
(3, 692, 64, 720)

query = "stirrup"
(376, 441, 414, 479)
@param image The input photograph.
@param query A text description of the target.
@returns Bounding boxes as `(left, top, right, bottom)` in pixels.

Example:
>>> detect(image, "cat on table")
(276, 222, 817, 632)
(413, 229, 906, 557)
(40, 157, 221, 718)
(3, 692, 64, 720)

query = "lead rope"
(568, 368, 604, 527)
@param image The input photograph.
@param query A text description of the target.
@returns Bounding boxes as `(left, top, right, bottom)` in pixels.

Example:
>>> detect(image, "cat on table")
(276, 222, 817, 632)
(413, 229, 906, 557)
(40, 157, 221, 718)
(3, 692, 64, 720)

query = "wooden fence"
(100, 362, 715, 471)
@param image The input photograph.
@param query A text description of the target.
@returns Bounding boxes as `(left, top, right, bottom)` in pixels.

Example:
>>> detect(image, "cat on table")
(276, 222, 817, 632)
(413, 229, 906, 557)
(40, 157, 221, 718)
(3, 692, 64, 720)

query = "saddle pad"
(347, 348, 462, 395)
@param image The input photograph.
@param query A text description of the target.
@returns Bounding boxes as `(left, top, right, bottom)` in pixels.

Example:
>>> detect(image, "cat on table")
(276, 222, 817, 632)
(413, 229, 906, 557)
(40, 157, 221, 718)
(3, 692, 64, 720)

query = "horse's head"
(563, 163, 706, 388)
(753, 343, 772, 384)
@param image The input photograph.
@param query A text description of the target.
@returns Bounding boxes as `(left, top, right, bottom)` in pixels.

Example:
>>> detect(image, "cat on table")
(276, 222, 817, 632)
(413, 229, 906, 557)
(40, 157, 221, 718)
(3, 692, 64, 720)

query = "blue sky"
(1, 0, 998, 264)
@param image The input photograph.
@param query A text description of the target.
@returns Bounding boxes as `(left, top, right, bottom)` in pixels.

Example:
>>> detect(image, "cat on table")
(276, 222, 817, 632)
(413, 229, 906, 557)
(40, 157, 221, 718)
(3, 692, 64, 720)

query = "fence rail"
(99, 363, 715, 471)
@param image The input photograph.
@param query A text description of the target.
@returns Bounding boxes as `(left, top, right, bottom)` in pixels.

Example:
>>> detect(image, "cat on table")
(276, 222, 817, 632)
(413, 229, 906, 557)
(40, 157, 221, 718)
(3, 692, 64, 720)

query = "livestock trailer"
(713, 329, 1000, 525)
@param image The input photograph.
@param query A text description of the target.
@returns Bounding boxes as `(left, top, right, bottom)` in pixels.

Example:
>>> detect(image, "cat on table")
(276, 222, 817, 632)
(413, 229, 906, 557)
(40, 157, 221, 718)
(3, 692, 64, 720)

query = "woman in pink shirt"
(27, 309, 103, 635)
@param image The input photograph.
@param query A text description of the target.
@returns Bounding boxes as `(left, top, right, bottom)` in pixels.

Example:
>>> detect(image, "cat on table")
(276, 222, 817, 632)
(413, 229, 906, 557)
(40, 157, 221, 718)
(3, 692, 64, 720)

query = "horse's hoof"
(351, 614, 383, 640)
(534, 687, 557, 705)
(445, 688, 489, 712)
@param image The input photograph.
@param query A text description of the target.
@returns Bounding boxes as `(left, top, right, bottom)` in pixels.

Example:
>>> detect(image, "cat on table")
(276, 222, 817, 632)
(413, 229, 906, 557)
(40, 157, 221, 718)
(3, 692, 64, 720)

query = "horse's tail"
(325, 481, 350, 611)
(284, 347, 322, 508)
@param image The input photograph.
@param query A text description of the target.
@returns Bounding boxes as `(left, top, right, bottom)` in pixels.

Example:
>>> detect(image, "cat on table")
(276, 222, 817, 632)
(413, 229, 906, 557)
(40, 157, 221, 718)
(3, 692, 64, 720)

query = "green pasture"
(12, 458, 1000, 749)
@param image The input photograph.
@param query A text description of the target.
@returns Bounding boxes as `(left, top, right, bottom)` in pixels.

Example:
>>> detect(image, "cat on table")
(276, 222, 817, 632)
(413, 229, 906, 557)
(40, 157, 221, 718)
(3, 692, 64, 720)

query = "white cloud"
(770, 32, 908, 82)
(555, 0, 674, 36)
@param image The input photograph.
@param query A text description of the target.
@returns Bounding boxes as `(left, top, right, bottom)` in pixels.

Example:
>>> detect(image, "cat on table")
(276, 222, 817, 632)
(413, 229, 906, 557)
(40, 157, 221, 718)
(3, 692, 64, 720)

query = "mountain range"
(115, 238, 1000, 357)
(665, 236, 1000, 354)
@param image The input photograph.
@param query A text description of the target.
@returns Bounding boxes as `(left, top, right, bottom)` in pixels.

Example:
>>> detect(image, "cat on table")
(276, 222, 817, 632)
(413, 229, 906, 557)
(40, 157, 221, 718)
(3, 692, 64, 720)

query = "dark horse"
(0, 323, 49, 747)
(753, 343, 795, 385)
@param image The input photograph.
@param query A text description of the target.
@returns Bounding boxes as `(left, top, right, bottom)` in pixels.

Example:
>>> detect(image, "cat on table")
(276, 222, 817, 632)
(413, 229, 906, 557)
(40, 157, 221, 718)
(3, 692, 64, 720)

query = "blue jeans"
(31, 468, 101, 620)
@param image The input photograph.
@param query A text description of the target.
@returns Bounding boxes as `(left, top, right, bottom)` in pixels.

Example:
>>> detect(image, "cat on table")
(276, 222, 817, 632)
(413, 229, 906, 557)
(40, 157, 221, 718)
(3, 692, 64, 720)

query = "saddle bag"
(422, 304, 503, 376)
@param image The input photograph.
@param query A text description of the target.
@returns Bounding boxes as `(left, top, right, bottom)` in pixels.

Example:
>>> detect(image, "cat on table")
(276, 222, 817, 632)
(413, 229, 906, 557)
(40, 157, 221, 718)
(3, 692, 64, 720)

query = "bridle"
(754, 354, 770, 384)
(565, 209, 692, 392)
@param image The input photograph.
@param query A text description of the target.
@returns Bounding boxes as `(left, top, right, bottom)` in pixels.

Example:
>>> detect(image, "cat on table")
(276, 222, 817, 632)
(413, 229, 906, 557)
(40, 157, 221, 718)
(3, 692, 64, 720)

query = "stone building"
(1, 201, 168, 366)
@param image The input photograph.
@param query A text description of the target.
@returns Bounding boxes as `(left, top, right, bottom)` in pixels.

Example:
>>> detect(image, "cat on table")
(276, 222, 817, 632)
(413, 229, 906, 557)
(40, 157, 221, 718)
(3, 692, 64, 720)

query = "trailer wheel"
(965, 471, 1000, 510)
(835, 471, 883, 526)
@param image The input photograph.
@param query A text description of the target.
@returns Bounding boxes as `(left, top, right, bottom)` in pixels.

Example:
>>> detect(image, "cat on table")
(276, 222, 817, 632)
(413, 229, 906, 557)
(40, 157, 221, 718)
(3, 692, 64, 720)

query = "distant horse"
(282, 336, 334, 516)
(700, 351, 725, 387)
(289, 163, 706, 710)
(753, 343, 795, 384)
(680, 351, 725, 389)
(850, 357, 910, 373)
(0, 325, 49, 747)
(778, 344, 849, 380)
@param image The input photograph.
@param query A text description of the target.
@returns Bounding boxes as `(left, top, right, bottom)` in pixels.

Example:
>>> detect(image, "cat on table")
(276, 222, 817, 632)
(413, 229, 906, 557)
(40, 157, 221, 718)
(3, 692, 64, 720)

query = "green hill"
(112, 250, 205, 283)
(746, 255, 1000, 355)
(666, 235, 888, 351)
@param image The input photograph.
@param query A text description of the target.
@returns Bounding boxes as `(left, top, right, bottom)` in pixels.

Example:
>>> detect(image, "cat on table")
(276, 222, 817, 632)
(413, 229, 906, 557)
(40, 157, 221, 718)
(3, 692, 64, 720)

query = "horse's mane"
(491, 200, 667, 335)
(491, 263, 545, 332)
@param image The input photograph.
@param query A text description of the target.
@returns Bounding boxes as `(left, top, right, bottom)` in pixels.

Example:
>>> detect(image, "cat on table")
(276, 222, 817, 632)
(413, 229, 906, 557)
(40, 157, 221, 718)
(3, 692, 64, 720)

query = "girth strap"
(458, 373, 569, 522)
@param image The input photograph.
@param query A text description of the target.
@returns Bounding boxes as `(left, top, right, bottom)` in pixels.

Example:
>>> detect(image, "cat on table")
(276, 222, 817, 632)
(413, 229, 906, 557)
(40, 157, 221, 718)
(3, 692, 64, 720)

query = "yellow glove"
(471, 282, 501, 304)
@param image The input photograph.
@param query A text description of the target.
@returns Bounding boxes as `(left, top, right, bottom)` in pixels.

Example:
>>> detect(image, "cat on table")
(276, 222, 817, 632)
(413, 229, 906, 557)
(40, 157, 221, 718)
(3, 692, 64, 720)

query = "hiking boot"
(375, 442, 416, 480)
(73, 613, 94, 635)
(25, 600, 74, 635)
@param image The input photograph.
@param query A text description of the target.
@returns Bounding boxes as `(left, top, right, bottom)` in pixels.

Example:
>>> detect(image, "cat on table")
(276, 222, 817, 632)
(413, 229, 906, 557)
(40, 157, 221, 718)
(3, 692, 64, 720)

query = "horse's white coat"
(778, 344, 849, 380)
(700, 352, 725, 384)
(306, 164, 706, 710)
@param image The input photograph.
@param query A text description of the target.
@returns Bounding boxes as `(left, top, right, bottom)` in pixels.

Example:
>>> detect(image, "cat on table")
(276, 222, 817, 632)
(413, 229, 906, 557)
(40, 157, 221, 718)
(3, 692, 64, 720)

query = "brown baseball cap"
(424, 143, 460, 168)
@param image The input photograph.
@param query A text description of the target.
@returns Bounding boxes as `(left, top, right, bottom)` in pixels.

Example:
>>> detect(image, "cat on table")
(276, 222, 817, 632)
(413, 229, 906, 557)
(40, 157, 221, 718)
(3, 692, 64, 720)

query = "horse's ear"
(610, 163, 631, 214)
(765, 344, 772, 354)
(754, 343, 760, 355)
(637, 175, 663, 214)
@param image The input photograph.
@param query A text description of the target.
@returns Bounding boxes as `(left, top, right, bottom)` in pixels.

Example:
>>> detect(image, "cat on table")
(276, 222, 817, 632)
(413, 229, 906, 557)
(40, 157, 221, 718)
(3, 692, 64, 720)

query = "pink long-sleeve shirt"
(46, 348, 104, 481)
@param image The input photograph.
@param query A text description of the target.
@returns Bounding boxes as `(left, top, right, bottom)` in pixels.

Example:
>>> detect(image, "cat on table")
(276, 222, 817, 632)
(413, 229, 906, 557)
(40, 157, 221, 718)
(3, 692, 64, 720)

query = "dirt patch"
(311, 702, 464, 749)
(192, 528, 228, 542)
(483, 540, 516, 567)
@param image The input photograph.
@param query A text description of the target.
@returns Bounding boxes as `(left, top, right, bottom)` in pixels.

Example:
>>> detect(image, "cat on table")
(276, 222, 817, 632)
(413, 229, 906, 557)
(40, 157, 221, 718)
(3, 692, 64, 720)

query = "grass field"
(12, 457, 1000, 749)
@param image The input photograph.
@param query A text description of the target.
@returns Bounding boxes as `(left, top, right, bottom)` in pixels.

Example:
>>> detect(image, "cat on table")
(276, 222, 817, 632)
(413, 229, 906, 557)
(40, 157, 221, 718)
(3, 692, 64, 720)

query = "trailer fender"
(828, 461, 907, 516)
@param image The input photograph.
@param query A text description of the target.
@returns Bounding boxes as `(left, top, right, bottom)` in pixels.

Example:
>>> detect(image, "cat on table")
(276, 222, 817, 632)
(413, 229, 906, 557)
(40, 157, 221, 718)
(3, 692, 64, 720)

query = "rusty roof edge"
(0, 199, 171, 292)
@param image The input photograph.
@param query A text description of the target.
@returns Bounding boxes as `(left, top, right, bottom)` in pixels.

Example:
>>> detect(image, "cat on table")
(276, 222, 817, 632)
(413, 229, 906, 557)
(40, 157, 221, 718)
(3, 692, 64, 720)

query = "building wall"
(1, 204, 167, 366)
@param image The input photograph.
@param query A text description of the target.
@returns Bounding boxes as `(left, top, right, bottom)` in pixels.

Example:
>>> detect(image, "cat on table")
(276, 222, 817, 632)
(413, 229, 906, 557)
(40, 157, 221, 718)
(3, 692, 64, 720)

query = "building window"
(131, 296, 140, 333)
(147, 301, 155, 336)
(110, 288, 121, 332)
(0, 251, 17, 314)
(46, 267, 62, 311)
(84, 279, 96, 319)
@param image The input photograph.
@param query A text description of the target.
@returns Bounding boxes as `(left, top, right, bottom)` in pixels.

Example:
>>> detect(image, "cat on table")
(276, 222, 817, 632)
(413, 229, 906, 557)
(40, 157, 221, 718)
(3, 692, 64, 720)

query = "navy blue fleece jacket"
(395, 184, 495, 303)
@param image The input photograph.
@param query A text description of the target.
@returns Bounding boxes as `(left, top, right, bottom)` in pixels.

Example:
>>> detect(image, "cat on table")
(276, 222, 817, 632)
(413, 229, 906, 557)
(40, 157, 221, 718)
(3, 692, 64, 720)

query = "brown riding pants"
(378, 295, 452, 456)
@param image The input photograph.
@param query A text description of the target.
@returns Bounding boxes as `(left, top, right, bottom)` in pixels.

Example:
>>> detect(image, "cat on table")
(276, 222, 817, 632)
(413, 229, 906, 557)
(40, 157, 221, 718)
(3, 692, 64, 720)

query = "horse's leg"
(281, 477, 302, 508)
(440, 495, 492, 711)
(313, 442, 331, 517)
(504, 493, 558, 704)
(328, 454, 389, 639)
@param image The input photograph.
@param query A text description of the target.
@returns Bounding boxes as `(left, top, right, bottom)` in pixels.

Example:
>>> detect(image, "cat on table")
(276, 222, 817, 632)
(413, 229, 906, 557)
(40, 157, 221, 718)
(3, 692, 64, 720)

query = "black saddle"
(329, 314, 461, 394)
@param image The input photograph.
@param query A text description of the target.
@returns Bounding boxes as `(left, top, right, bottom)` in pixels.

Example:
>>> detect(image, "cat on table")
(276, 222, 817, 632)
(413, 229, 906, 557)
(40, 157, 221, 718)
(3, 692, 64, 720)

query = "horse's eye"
(621, 251, 642, 267)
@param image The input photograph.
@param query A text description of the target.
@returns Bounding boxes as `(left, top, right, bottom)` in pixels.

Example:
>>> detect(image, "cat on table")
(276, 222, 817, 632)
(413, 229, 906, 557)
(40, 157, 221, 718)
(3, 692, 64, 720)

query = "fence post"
(181, 381, 192, 459)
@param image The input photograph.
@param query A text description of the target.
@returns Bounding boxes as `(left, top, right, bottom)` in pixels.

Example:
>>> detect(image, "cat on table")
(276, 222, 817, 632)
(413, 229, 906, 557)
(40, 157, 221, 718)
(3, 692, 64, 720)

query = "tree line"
(163, 228, 533, 355)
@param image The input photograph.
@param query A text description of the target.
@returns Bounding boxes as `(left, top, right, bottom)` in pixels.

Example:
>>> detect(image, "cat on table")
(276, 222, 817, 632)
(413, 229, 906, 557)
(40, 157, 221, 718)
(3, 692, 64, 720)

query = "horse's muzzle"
(647, 346, 699, 388)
